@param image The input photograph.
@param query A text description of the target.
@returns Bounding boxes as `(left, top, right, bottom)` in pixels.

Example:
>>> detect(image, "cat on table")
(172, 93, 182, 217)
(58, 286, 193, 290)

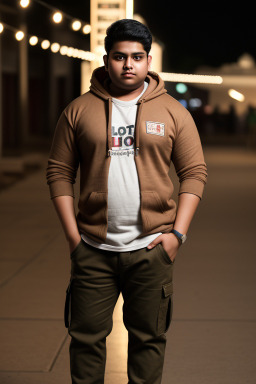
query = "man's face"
(103, 41, 152, 93)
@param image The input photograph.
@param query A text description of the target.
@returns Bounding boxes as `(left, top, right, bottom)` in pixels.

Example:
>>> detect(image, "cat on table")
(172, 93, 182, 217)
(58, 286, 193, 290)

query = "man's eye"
(115, 55, 124, 60)
(134, 56, 142, 60)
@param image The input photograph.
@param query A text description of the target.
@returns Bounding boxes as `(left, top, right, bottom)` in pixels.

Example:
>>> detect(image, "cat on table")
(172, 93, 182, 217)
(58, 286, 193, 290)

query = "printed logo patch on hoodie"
(146, 121, 165, 136)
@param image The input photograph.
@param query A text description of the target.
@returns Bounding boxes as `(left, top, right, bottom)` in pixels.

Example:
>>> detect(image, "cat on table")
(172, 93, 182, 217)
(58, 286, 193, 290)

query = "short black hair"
(104, 19, 152, 55)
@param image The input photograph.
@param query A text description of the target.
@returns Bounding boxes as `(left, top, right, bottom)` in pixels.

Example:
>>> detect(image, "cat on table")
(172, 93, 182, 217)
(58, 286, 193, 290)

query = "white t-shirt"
(82, 82, 161, 251)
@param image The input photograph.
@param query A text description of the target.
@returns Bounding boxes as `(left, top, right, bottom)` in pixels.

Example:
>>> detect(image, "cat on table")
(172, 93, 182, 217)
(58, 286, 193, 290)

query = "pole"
(0, 32, 2, 158)
(18, 23, 29, 149)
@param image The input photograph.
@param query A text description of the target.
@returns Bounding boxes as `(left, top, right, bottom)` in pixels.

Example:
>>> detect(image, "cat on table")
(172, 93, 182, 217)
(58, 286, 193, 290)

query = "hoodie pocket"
(83, 191, 107, 215)
(141, 190, 168, 232)
(78, 191, 108, 238)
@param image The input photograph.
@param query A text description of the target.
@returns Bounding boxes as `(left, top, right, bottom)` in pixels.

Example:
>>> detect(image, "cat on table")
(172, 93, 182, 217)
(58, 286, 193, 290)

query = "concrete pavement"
(0, 147, 256, 384)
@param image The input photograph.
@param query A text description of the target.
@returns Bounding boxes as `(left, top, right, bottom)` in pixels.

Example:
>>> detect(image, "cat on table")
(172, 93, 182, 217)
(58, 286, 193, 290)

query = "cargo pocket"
(64, 278, 73, 329)
(157, 282, 173, 335)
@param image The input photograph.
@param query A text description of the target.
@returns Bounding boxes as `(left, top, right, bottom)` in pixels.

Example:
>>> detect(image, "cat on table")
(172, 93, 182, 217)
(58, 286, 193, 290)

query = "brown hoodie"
(46, 67, 207, 243)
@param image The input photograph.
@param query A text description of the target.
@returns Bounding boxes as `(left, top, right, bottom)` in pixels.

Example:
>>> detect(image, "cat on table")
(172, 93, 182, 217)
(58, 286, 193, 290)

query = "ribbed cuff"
(178, 178, 205, 199)
(49, 181, 75, 199)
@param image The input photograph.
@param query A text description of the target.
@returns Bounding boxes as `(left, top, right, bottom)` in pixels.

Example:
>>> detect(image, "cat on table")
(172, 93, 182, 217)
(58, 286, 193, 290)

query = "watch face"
(181, 234, 187, 244)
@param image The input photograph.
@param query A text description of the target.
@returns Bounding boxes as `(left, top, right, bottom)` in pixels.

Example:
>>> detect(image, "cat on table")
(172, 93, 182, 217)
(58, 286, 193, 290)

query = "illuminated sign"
(90, 0, 133, 66)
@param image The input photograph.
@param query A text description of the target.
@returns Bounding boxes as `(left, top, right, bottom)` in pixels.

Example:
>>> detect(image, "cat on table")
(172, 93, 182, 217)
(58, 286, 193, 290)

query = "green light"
(176, 83, 187, 94)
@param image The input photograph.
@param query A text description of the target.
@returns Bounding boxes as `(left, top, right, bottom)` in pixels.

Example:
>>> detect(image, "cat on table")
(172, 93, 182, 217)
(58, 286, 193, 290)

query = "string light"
(18, 0, 91, 34)
(72, 48, 79, 58)
(0, 21, 98, 62)
(41, 39, 50, 49)
(67, 47, 74, 57)
(15, 31, 25, 41)
(60, 45, 68, 55)
(72, 20, 82, 31)
(20, 0, 30, 8)
(82, 25, 91, 34)
(51, 42, 60, 53)
(29, 36, 38, 45)
(52, 11, 63, 24)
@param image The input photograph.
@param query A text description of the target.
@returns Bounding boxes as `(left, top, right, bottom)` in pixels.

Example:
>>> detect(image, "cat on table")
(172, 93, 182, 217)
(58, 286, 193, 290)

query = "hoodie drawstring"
(107, 98, 112, 157)
(135, 99, 145, 156)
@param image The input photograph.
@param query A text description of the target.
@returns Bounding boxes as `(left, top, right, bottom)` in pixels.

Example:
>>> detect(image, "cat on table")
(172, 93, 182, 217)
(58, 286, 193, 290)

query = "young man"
(46, 19, 207, 384)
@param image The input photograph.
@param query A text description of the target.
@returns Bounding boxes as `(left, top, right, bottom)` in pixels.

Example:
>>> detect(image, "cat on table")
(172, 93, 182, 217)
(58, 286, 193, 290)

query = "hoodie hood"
(90, 66, 167, 101)
(89, 66, 167, 156)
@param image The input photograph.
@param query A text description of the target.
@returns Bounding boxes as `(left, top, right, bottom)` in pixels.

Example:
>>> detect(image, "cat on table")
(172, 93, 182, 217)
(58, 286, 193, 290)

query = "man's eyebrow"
(112, 51, 146, 55)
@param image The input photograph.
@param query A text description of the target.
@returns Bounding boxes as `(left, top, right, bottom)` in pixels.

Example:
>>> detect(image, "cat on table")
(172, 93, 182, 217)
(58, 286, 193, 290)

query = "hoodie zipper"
(135, 99, 145, 156)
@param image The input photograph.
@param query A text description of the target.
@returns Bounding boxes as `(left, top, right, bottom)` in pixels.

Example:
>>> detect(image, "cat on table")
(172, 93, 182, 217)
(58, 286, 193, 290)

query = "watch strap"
(171, 229, 187, 244)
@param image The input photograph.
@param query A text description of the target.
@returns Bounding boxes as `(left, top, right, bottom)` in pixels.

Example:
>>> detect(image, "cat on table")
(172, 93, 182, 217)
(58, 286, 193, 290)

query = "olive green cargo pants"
(65, 240, 174, 384)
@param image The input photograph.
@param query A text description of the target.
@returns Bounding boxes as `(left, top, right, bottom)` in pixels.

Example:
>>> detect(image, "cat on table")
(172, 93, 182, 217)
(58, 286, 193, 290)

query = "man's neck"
(109, 82, 145, 101)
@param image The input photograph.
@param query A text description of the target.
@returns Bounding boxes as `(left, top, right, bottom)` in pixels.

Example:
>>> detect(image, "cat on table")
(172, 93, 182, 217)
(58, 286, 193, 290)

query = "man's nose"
(124, 57, 133, 69)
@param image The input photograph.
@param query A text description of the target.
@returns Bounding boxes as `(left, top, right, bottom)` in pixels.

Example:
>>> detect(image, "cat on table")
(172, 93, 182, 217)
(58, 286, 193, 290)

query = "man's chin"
(118, 80, 143, 90)
(110, 79, 144, 95)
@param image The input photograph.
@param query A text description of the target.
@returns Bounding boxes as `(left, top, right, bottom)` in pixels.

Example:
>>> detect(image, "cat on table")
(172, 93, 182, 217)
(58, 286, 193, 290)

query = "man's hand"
(69, 234, 82, 254)
(147, 233, 180, 263)
(52, 196, 82, 255)
(147, 193, 201, 263)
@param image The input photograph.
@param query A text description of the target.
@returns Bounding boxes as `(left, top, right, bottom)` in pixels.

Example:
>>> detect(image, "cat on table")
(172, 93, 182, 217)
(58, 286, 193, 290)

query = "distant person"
(46, 18, 207, 384)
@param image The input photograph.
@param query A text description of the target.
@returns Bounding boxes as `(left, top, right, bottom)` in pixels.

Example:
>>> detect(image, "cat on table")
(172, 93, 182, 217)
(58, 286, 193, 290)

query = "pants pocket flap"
(163, 282, 173, 297)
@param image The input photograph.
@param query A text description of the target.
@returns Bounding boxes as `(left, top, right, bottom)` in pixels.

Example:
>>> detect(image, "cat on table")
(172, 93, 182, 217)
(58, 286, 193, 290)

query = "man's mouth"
(122, 72, 135, 76)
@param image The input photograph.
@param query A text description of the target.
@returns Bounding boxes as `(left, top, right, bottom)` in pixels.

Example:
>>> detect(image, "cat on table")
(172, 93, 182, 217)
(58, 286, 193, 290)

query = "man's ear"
(103, 55, 108, 70)
(147, 55, 152, 71)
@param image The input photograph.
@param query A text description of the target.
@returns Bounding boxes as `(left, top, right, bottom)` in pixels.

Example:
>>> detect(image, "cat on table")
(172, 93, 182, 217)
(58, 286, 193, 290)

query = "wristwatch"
(171, 229, 187, 244)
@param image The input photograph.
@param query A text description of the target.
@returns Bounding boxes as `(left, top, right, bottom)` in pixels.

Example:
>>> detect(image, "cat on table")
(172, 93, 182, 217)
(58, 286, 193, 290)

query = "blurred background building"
(0, 0, 91, 159)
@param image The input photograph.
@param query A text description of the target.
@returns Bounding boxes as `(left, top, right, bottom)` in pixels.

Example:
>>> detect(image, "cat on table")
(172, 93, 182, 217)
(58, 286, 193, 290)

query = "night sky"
(134, 0, 256, 72)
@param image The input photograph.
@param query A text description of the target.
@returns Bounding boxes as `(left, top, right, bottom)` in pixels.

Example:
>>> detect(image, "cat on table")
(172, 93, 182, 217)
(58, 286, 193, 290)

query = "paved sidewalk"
(0, 147, 255, 384)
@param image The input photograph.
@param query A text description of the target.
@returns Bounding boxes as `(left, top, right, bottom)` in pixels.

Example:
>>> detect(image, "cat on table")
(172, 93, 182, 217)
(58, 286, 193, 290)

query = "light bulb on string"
(82, 25, 91, 34)
(20, 0, 30, 8)
(15, 31, 25, 41)
(53, 12, 63, 24)
(60, 46, 68, 55)
(72, 20, 82, 31)
(67, 47, 74, 57)
(0, 23, 4, 33)
(71, 48, 79, 58)
(29, 36, 38, 46)
(82, 51, 95, 61)
(41, 39, 50, 49)
(51, 42, 60, 53)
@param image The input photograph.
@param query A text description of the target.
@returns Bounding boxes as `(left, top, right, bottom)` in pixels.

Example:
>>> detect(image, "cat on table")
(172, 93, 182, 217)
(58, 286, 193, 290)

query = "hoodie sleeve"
(46, 109, 79, 199)
(171, 111, 207, 199)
